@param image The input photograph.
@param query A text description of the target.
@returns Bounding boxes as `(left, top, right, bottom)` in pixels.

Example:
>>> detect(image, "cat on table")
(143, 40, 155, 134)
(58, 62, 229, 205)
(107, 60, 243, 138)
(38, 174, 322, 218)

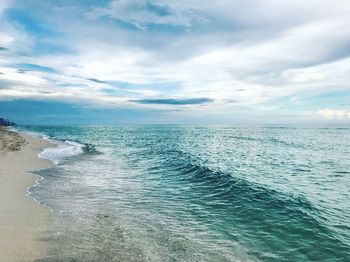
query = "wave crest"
(39, 140, 85, 165)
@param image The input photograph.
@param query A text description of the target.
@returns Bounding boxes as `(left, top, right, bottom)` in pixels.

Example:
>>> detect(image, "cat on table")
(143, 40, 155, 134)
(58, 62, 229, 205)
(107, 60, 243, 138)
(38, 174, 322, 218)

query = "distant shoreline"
(0, 127, 55, 261)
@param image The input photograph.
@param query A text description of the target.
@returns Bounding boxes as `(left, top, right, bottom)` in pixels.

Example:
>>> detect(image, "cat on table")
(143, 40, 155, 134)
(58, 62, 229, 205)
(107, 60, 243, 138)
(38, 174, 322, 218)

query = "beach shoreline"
(0, 127, 55, 262)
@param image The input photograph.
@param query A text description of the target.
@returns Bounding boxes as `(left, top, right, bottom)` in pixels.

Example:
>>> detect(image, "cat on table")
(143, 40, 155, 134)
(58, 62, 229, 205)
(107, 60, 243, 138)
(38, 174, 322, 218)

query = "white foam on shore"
(26, 175, 54, 213)
(11, 128, 85, 215)
(17, 128, 85, 165)
(38, 140, 85, 165)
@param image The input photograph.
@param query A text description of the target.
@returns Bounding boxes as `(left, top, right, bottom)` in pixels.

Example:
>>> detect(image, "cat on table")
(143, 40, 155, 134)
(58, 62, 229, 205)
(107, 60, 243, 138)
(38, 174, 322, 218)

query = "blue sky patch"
(14, 63, 56, 73)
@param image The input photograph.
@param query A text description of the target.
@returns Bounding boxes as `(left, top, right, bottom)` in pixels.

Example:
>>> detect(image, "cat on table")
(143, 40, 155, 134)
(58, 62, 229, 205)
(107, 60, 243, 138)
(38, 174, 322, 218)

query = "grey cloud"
(87, 78, 108, 84)
(130, 98, 213, 105)
(38, 90, 53, 94)
(224, 99, 238, 104)
(0, 79, 17, 88)
(89, 0, 201, 30)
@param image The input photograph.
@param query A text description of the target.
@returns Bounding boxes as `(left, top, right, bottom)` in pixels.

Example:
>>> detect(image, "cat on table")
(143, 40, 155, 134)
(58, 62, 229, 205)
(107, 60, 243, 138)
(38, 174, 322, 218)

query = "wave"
(155, 149, 350, 257)
(38, 140, 85, 165)
(16, 127, 100, 165)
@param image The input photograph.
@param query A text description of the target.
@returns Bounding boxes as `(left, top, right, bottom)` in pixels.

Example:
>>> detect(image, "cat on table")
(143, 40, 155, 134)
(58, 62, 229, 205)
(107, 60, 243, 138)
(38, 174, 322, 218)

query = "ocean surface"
(19, 126, 350, 262)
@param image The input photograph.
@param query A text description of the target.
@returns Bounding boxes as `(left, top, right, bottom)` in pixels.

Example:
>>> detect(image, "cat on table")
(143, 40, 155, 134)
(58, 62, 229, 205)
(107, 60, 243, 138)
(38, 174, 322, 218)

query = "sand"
(0, 127, 54, 262)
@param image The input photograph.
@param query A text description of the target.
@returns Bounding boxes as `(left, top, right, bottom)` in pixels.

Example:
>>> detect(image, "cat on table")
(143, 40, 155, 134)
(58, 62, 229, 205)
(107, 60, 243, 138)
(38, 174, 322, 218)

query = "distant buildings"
(0, 118, 16, 126)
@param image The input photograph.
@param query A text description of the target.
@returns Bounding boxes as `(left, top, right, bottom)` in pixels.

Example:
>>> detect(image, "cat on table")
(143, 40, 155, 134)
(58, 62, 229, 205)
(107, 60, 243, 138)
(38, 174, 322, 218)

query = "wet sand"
(0, 127, 54, 262)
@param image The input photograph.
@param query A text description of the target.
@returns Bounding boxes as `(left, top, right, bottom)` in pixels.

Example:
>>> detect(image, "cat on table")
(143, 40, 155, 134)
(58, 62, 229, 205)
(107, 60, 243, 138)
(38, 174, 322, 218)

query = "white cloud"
(0, 34, 14, 46)
(318, 109, 350, 119)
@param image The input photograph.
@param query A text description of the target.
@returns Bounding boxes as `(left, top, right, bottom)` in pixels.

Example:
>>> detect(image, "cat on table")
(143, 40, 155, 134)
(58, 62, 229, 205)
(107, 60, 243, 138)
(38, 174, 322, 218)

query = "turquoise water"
(21, 126, 350, 261)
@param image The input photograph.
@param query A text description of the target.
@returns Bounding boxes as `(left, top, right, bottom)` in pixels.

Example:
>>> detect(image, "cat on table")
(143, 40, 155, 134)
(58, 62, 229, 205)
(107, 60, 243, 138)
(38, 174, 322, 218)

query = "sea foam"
(39, 140, 85, 165)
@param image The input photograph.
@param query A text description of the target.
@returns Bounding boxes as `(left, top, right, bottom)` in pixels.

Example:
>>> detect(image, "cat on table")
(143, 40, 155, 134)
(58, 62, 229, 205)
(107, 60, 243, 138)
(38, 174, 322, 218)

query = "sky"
(0, 0, 349, 125)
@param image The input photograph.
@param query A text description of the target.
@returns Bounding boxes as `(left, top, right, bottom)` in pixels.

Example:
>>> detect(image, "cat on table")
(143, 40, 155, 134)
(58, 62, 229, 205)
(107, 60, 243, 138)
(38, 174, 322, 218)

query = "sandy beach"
(0, 128, 54, 262)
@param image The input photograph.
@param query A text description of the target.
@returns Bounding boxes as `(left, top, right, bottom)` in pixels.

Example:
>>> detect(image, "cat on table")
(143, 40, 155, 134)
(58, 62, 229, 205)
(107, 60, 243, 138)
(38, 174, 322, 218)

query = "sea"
(18, 126, 350, 262)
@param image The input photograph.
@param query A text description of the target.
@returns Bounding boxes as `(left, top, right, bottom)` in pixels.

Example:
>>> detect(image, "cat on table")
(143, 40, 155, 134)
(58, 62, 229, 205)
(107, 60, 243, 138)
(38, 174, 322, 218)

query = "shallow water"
(21, 126, 350, 261)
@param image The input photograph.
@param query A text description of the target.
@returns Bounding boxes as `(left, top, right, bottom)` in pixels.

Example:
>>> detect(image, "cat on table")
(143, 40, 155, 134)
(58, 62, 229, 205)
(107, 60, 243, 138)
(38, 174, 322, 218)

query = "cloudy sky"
(0, 0, 349, 125)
